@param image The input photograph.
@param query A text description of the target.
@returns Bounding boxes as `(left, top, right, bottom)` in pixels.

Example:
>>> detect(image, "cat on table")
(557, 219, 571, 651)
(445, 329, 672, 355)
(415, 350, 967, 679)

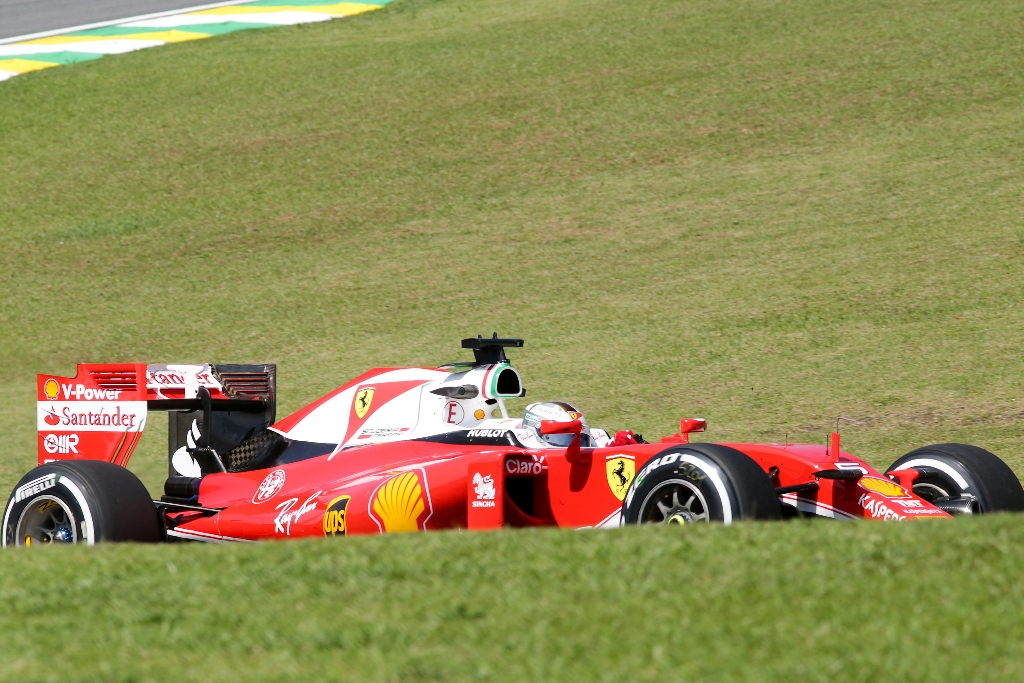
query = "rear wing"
(37, 363, 275, 468)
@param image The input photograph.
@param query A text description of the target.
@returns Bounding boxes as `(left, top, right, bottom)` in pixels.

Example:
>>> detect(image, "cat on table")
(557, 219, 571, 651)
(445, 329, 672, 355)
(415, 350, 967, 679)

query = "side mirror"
(540, 419, 587, 464)
(679, 419, 707, 441)
(662, 418, 707, 444)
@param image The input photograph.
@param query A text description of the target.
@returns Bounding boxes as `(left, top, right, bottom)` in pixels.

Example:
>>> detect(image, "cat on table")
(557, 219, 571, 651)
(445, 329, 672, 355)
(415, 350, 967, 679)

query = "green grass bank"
(2, 0, 1024, 678)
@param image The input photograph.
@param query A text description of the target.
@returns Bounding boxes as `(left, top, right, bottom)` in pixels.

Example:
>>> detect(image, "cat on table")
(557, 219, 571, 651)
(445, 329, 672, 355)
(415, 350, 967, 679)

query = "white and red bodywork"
(35, 359, 950, 543)
(36, 363, 258, 467)
(37, 364, 149, 467)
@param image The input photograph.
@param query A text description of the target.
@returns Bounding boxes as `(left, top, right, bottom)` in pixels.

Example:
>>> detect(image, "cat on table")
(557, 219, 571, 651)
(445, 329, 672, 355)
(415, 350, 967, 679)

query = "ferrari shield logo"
(606, 455, 635, 501)
(354, 388, 375, 419)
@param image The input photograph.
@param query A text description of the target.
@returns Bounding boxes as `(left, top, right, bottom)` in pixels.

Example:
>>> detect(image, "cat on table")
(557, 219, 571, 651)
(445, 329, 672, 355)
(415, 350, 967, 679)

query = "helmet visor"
(542, 433, 576, 447)
(541, 432, 593, 448)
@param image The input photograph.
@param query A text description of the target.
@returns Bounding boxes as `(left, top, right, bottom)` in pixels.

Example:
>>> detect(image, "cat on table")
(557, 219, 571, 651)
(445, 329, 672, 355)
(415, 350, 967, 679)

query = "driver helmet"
(522, 402, 594, 447)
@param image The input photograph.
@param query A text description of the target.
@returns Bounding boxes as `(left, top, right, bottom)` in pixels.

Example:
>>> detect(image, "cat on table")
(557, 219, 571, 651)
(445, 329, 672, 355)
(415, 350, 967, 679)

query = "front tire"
(3, 461, 162, 546)
(622, 444, 782, 525)
(886, 443, 1024, 515)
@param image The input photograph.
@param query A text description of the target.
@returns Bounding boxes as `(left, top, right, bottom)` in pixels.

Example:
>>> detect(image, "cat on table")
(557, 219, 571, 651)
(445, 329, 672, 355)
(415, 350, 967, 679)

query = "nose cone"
(856, 476, 951, 520)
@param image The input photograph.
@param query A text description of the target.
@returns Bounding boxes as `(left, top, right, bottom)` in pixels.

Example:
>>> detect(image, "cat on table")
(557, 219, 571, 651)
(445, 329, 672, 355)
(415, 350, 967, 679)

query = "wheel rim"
(639, 479, 709, 525)
(913, 482, 952, 503)
(15, 496, 77, 546)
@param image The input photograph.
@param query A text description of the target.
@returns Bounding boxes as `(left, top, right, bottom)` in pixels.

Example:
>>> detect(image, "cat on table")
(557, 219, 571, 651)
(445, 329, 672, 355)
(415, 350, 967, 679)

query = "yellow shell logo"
(372, 472, 425, 533)
(354, 388, 375, 419)
(606, 456, 635, 501)
(43, 379, 60, 400)
(861, 477, 907, 498)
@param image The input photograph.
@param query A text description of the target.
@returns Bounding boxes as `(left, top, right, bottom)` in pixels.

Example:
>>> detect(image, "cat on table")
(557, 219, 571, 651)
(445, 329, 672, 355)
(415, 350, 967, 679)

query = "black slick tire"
(2, 461, 162, 547)
(886, 443, 1024, 515)
(621, 443, 782, 525)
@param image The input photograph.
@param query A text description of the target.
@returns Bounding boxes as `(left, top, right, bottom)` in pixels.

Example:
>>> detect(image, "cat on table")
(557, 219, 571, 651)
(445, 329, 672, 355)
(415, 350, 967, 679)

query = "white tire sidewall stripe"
(894, 458, 970, 491)
(57, 478, 96, 545)
(1, 497, 14, 548)
(675, 455, 733, 524)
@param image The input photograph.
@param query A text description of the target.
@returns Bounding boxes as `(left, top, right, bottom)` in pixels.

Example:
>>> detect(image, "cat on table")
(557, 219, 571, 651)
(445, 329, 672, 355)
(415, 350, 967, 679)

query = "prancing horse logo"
(354, 388, 375, 420)
(605, 455, 636, 502)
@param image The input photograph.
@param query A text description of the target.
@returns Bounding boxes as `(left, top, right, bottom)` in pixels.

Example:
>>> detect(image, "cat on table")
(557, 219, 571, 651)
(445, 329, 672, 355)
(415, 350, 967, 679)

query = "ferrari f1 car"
(6, 335, 1024, 545)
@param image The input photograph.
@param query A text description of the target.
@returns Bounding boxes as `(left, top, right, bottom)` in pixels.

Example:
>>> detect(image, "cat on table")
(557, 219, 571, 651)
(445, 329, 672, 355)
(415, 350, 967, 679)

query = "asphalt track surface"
(0, 0, 212, 40)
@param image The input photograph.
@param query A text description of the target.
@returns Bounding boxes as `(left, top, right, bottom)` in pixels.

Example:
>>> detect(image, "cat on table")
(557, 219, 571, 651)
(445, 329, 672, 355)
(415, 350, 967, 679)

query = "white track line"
(0, 0, 259, 46)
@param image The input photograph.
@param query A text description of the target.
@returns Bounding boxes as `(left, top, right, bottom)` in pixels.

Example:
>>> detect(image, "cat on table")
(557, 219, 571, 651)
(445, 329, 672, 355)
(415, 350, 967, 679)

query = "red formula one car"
(5, 336, 1024, 546)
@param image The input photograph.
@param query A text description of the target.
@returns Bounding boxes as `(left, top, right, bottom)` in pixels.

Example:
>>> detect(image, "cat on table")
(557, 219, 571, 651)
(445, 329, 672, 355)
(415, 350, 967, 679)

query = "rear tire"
(3, 461, 162, 546)
(621, 443, 782, 525)
(886, 443, 1024, 515)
